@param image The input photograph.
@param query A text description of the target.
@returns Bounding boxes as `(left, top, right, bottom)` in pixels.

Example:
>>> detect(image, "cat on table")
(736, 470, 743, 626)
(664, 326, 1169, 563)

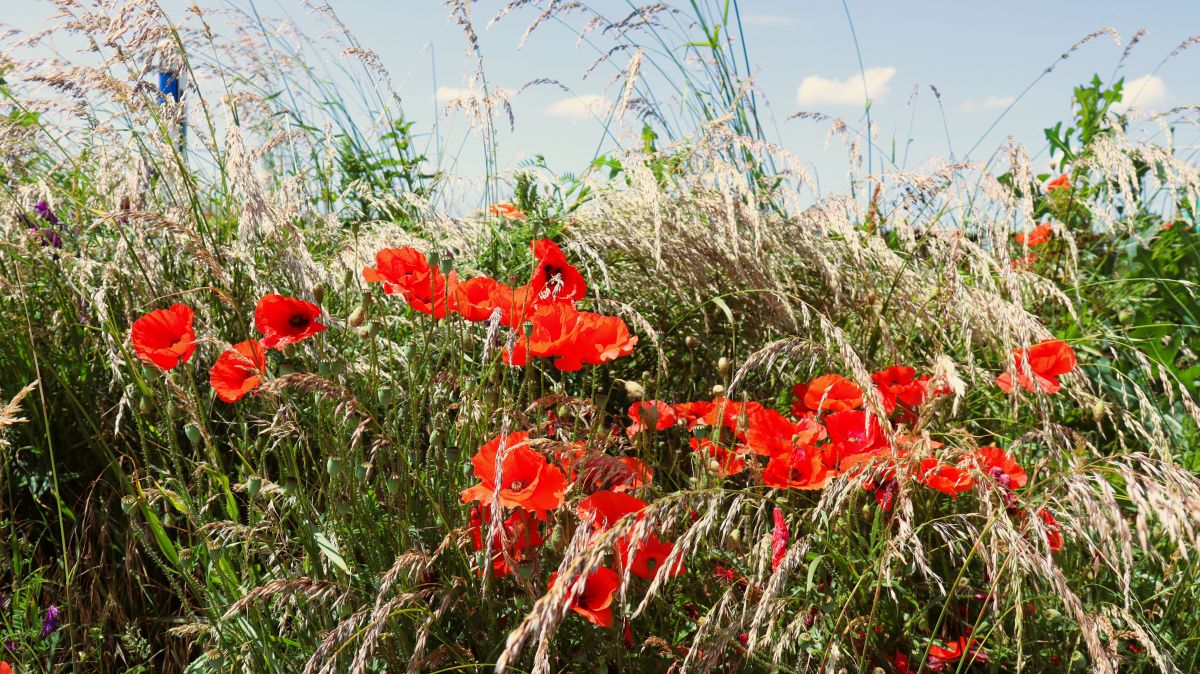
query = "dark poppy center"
(543, 264, 561, 281)
(289, 314, 310, 328)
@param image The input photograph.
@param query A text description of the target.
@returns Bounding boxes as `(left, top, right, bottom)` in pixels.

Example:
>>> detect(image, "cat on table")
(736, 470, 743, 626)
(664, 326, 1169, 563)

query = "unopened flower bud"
(711, 384, 726, 396)
(348, 305, 367, 328)
(622, 380, 646, 401)
(312, 283, 325, 304)
(685, 335, 701, 349)
(718, 357, 732, 377)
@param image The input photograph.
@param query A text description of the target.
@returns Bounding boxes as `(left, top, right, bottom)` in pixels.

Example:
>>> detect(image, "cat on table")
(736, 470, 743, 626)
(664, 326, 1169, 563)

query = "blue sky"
(4, 1, 1198, 202)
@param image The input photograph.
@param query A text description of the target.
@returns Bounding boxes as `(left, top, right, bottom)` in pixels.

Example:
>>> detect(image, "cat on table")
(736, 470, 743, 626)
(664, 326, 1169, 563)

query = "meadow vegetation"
(2, 2, 1200, 672)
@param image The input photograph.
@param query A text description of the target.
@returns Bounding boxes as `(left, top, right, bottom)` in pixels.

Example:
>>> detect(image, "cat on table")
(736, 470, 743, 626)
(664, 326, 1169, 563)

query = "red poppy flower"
(210, 340, 267, 403)
(700, 398, 765, 437)
(823, 410, 888, 469)
(468, 504, 543, 577)
(1046, 173, 1070, 193)
(503, 302, 582, 367)
(362, 247, 455, 317)
(673, 401, 715, 428)
(996, 339, 1077, 394)
(619, 534, 684, 580)
(130, 303, 196, 370)
(460, 432, 567, 518)
(745, 407, 826, 457)
(966, 446, 1028, 490)
(490, 283, 538, 327)
(554, 312, 637, 371)
(254, 294, 326, 349)
(454, 276, 503, 323)
(927, 637, 988, 671)
(762, 445, 830, 490)
(889, 651, 912, 674)
(577, 490, 647, 536)
(489, 202, 525, 220)
(871, 366, 928, 416)
(574, 455, 654, 493)
(771, 507, 789, 572)
(529, 238, 587, 302)
(626, 400, 677, 436)
(916, 459, 975, 496)
(1039, 508, 1064, 551)
(689, 437, 747, 476)
(1015, 222, 1053, 247)
(714, 565, 737, 582)
(548, 567, 621, 627)
(792, 374, 863, 417)
(0, 662, 12, 674)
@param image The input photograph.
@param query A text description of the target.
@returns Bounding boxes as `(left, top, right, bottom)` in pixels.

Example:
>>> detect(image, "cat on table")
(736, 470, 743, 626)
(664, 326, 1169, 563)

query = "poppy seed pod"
(312, 283, 325, 304)
(711, 384, 726, 395)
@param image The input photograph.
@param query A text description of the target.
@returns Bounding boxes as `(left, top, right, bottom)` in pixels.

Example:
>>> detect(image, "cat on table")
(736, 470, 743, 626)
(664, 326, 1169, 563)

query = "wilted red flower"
(713, 565, 737, 582)
(529, 238, 587, 302)
(792, 374, 863, 417)
(916, 459, 975, 496)
(966, 446, 1028, 490)
(460, 432, 567, 518)
(745, 407, 826, 457)
(1039, 508, 1064, 551)
(771, 507, 789, 572)
(823, 410, 889, 469)
(762, 445, 830, 490)
(689, 437, 747, 476)
(210, 340, 267, 403)
(363, 247, 455, 316)
(1015, 222, 1053, 247)
(489, 202, 526, 220)
(619, 534, 684, 580)
(454, 276, 503, 322)
(577, 490, 647, 537)
(871, 366, 928, 416)
(548, 567, 621, 627)
(131, 303, 196, 370)
(254, 294, 326, 349)
(468, 504, 543, 577)
(1046, 173, 1070, 192)
(626, 400, 678, 436)
(927, 637, 988, 671)
(996, 339, 1077, 394)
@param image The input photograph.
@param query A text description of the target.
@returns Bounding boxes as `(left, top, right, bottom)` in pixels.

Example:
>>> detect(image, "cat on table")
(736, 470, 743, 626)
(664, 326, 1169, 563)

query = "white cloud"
(956, 95, 1015, 113)
(739, 13, 801, 27)
(795, 67, 895, 106)
(1113, 74, 1168, 112)
(545, 94, 613, 120)
(435, 86, 481, 103)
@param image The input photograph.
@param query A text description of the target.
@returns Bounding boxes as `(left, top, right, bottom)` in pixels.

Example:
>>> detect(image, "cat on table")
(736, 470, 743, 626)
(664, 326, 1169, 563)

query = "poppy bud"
(377, 388, 394, 406)
(718, 357, 732, 377)
(707, 459, 722, 474)
(685, 335, 700, 349)
(355, 324, 373, 340)
(246, 477, 261, 499)
(622, 380, 646, 401)
(348, 305, 367, 327)
(729, 528, 742, 543)
(385, 475, 400, 494)
(429, 430, 444, 450)
(184, 423, 201, 446)
(139, 394, 154, 416)
(1091, 401, 1105, 423)
(312, 283, 325, 304)
(711, 384, 726, 395)
(356, 463, 370, 482)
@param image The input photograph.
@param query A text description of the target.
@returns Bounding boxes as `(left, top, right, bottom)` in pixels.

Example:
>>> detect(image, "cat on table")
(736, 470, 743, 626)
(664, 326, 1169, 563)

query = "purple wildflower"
(40, 604, 60, 639)
(3, 638, 13, 653)
(34, 199, 60, 227)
